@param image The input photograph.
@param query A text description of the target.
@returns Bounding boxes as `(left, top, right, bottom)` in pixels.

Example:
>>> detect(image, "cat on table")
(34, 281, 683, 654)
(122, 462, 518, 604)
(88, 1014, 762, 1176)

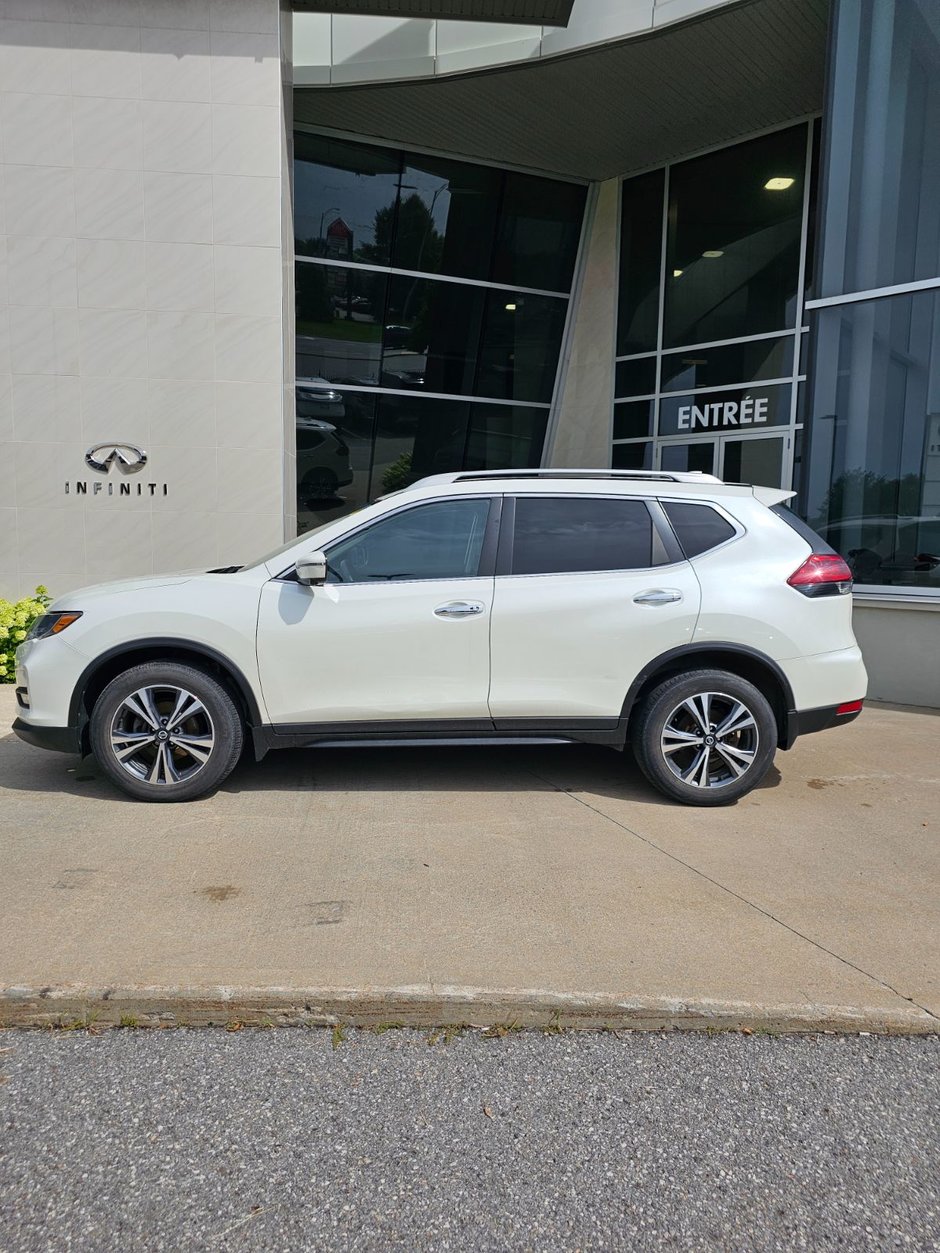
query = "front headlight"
(27, 611, 83, 640)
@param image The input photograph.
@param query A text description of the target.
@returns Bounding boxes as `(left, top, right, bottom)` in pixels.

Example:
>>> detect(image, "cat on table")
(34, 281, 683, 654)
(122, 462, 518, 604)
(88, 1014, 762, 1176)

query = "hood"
(49, 573, 195, 608)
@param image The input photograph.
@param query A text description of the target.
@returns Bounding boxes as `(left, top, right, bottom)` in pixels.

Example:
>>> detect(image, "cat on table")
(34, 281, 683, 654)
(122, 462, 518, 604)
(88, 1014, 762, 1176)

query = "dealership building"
(0, 0, 937, 704)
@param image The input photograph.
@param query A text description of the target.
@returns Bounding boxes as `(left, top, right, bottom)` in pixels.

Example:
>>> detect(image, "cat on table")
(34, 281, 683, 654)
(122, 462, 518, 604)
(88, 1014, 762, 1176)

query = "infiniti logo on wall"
(85, 443, 148, 474)
(66, 444, 168, 498)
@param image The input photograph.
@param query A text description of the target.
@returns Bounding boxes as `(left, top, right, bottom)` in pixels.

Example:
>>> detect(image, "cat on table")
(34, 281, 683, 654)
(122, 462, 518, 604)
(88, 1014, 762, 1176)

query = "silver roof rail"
(409, 468, 724, 489)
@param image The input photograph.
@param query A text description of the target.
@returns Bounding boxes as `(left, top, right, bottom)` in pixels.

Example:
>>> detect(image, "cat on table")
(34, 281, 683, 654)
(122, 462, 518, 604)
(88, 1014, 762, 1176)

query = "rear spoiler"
(752, 486, 796, 507)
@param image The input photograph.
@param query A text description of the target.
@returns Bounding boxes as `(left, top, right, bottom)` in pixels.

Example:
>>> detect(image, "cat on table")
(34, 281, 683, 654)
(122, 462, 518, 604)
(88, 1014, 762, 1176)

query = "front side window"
(510, 497, 653, 575)
(326, 498, 490, 583)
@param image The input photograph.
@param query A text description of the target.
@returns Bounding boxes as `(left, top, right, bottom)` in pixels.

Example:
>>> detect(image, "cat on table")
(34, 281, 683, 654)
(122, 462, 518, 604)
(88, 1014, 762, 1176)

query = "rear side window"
(663, 501, 736, 557)
(511, 497, 653, 574)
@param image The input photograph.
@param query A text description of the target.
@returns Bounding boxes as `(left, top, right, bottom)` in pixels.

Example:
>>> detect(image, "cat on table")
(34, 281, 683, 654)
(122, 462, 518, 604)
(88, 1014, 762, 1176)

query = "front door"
(257, 496, 496, 725)
(488, 495, 701, 720)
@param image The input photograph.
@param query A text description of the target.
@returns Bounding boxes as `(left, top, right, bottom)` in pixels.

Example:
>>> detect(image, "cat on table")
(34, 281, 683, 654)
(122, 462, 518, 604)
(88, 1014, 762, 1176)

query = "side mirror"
(295, 551, 328, 586)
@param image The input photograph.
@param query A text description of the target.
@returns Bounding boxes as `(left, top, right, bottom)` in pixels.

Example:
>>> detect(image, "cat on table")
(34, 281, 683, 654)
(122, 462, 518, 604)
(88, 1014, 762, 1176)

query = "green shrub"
(0, 587, 51, 683)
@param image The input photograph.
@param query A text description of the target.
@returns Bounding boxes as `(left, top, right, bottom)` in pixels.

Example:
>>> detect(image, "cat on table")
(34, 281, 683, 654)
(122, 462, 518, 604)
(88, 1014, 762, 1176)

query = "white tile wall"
(0, 0, 291, 600)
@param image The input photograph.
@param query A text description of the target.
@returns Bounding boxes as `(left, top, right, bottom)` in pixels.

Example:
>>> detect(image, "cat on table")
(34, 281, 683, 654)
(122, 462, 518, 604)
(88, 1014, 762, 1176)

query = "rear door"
(487, 494, 701, 721)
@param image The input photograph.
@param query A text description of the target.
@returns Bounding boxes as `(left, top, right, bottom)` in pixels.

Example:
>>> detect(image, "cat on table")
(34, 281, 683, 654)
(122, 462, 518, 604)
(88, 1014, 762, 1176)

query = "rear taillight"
(787, 553, 854, 597)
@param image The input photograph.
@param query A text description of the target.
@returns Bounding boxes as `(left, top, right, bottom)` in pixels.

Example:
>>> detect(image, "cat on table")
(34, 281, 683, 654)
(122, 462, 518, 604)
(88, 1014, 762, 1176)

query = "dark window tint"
(615, 355, 657, 398)
(369, 393, 471, 498)
(396, 152, 501, 281)
(296, 262, 385, 385)
(771, 505, 836, 555)
(464, 404, 548, 472)
(664, 124, 807, 348)
(617, 170, 664, 356)
(511, 497, 653, 574)
(327, 498, 490, 583)
(383, 276, 566, 404)
(294, 133, 400, 266)
(660, 335, 794, 392)
(612, 442, 652, 470)
(613, 399, 654, 440)
(819, 0, 940, 295)
(660, 443, 715, 474)
(663, 502, 736, 557)
(802, 288, 940, 590)
(492, 172, 586, 292)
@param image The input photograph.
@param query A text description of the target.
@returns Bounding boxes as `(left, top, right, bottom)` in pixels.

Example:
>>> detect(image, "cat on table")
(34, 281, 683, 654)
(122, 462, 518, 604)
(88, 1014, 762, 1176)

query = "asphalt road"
(1, 1030, 938, 1252)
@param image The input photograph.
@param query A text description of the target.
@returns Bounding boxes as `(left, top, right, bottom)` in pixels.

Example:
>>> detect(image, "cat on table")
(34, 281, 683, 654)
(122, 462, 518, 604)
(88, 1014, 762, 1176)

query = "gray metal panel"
(292, 0, 574, 23)
(294, 0, 828, 180)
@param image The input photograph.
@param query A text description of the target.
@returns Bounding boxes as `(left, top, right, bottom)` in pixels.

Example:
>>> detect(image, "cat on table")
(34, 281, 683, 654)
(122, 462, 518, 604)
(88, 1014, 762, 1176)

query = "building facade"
(0, 0, 937, 704)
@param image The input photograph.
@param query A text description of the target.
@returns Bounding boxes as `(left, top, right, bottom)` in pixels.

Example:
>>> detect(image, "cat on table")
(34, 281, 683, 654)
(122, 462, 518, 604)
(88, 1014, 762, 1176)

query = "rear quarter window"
(662, 501, 736, 558)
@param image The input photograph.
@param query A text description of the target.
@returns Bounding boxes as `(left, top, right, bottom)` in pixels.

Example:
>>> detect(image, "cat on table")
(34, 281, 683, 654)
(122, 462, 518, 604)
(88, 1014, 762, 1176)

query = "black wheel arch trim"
(619, 643, 797, 744)
(68, 638, 264, 736)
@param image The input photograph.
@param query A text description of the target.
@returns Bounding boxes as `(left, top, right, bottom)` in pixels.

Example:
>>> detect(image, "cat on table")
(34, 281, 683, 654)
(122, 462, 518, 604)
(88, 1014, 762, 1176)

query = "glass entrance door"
(719, 434, 786, 488)
(656, 434, 787, 488)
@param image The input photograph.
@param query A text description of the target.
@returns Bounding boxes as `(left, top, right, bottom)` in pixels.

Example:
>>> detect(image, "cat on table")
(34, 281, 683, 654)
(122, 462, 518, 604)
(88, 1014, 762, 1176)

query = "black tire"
(89, 661, 244, 803)
(631, 669, 777, 807)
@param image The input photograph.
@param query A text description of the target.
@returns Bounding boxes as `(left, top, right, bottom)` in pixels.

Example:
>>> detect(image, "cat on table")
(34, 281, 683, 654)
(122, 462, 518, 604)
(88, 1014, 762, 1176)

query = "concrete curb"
(1, 985, 937, 1034)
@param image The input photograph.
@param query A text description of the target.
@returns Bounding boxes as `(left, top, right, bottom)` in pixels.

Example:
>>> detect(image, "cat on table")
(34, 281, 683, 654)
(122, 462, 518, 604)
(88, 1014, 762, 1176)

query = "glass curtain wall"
(801, 0, 940, 593)
(614, 122, 817, 489)
(293, 131, 586, 531)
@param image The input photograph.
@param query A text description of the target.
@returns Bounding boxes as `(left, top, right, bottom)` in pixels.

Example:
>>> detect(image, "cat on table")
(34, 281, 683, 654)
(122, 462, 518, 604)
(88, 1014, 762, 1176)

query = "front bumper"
(12, 718, 82, 755)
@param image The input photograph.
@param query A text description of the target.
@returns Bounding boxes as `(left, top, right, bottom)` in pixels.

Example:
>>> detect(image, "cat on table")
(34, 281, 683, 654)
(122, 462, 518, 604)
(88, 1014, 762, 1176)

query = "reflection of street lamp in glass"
(400, 181, 449, 326)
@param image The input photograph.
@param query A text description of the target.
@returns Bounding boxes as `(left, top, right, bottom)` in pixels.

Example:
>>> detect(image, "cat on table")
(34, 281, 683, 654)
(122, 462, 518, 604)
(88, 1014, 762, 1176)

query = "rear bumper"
(12, 718, 82, 755)
(782, 702, 863, 750)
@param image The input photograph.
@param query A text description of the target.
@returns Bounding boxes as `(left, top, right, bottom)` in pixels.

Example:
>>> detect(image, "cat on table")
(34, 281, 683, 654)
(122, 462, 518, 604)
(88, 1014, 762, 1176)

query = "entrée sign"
(658, 386, 790, 438)
(677, 394, 769, 431)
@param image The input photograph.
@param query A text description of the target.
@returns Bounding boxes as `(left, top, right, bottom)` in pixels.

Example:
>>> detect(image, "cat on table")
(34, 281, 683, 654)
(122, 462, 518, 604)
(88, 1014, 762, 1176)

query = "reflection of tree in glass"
(381, 453, 414, 494)
(296, 264, 332, 326)
(814, 469, 923, 528)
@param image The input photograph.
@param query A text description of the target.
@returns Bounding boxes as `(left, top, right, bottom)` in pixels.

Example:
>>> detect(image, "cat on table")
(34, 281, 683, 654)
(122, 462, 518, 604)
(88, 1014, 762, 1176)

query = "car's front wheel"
(631, 669, 777, 806)
(89, 662, 244, 802)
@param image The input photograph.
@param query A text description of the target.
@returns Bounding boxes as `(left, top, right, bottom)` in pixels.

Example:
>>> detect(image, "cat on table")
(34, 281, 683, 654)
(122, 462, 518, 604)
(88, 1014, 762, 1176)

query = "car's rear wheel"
(631, 669, 777, 806)
(89, 662, 243, 802)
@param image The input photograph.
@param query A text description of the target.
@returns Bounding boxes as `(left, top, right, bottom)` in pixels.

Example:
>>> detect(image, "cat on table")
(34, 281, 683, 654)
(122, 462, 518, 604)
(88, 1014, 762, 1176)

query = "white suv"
(12, 470, 867, 806)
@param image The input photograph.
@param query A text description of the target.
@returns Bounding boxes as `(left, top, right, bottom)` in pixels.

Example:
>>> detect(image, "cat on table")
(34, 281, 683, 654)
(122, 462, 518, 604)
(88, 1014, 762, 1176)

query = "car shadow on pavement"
(0, 733, 782, 807)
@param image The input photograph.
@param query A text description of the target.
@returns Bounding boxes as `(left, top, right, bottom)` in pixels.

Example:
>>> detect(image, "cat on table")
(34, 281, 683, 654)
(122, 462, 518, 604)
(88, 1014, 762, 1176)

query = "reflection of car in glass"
(296, 377, 345, 422)
(296, 418, 353, 503)
(383, 324, 412, 349)
(817, 515, 940, 585)
(15, 470, 867, 807)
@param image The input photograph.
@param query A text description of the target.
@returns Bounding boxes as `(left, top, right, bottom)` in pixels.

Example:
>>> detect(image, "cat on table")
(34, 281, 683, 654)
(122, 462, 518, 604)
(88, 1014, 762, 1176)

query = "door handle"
(434, 600, 485, 619)
(633, 588, 683, 606)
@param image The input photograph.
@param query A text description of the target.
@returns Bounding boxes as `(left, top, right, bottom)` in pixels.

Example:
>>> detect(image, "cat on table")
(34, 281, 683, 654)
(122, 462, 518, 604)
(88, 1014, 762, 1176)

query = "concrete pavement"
(1, 687, 938, 1032)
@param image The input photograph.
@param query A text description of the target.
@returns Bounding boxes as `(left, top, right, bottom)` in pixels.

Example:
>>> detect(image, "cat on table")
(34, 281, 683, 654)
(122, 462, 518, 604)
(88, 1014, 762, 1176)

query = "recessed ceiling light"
(764, 176, 795, 190)
(504, 303, 517, 311)
(672, 269, 683, 278)
(702, 250, 724, 259)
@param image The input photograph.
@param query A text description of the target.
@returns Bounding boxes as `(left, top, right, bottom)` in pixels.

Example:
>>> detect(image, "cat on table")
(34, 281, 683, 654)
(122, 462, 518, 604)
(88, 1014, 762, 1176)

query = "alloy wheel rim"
(109, 685, 215, 786)
(660, 691, 759, 789)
